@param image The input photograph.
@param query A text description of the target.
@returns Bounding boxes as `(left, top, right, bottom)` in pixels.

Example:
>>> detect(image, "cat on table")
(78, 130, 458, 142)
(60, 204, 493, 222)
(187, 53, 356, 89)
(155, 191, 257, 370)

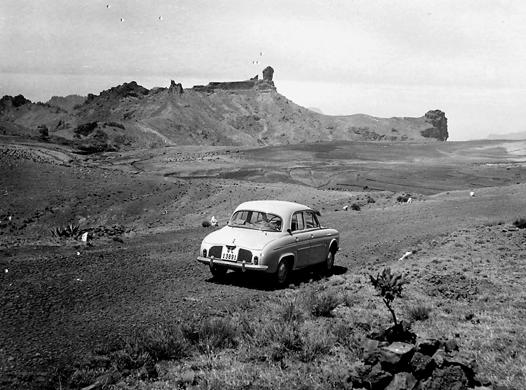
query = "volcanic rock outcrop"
(421, 110, 449, 141)
(0, 66, 449, 149)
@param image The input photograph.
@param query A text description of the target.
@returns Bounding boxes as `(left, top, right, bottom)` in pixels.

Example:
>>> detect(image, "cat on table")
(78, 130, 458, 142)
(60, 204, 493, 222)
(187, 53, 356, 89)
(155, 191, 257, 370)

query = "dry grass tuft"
(407, 304, 432, 322)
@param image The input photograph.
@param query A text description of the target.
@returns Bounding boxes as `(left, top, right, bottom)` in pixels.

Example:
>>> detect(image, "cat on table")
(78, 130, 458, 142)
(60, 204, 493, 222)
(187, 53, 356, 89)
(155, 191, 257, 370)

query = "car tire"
(209, 264, 227, 279)
(323, 250, 335, 275)
(274, 259, 291, 287)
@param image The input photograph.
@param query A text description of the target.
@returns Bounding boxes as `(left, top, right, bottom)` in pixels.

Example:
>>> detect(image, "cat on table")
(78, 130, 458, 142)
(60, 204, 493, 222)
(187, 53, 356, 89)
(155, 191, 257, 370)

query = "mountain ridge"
(0, 66, 448, 152)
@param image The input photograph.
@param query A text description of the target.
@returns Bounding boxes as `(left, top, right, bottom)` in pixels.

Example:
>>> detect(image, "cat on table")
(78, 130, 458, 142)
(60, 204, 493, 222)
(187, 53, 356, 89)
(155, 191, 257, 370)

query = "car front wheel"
(323, 250, 335, 275)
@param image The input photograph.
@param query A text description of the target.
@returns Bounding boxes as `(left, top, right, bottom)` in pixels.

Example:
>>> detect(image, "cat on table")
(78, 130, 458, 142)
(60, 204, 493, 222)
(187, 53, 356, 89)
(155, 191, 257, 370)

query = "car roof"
(233, 200, 311, 217)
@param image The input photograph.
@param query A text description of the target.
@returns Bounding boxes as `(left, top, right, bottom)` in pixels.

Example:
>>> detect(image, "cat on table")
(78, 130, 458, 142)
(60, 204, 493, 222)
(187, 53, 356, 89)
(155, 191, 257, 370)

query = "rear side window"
(304, 211, 320, 229)
(291, 212, 304, 231)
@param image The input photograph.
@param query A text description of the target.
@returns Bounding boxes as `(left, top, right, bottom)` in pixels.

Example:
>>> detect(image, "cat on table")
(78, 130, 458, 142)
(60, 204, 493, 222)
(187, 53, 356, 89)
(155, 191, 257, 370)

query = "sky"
(1, 0, 526, 141)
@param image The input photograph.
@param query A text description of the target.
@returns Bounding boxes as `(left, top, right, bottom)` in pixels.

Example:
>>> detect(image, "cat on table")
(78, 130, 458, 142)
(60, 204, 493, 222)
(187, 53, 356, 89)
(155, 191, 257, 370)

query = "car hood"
(203, 226, 281, 251)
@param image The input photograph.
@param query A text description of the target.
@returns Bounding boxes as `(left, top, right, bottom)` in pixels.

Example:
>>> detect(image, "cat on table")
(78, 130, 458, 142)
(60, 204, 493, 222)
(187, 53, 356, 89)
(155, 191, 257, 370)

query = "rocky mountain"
(0, 66, 448, 151)
(46, 95, 86, 113)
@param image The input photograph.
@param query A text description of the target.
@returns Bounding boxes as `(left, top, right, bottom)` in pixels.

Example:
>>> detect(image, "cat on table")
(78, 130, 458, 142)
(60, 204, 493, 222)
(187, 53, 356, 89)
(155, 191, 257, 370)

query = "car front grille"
(238, 248, 252, 263)
(209, 246, 222, 258)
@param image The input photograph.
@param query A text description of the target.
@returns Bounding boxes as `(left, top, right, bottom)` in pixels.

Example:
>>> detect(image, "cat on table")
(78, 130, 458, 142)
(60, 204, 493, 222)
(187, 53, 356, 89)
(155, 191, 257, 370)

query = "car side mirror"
(287, 228, 293, 235)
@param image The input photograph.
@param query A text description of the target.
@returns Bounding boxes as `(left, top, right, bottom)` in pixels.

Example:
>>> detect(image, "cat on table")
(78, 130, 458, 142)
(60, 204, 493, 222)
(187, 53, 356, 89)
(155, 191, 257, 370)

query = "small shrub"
(131, 324, 190, 361)
(202, 220, 211, 228)
(513, 217, 526, 229)
(304, 290, 341, 317)
(370, 268, 407, 326)
(183, 317, 238, 352)
(74, 121, 98, 137)
(407, 304, 431, 322)
(279, 300, 303, 323)
(366, 196, 376, 204)
(350, 203, 361, 211)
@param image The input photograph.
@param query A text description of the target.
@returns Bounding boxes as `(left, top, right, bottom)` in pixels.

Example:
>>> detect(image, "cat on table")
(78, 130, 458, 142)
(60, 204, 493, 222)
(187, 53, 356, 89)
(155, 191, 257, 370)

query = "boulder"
(365, 363, 393, 390)
(380, 342, 415, 373)
(362, 338, 380, 364)
(415, 339, 440, 356)
(425, 365, 469, 390)
(410, 352, 435, 379)
(347, 361, 373, 388)
(443, 351, 478, 381)
(385, 372, 417, 390)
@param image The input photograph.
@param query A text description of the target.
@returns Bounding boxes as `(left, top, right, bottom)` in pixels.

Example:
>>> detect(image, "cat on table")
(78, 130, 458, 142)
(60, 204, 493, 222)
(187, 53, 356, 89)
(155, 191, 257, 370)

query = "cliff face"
(0, 67, 448, 149)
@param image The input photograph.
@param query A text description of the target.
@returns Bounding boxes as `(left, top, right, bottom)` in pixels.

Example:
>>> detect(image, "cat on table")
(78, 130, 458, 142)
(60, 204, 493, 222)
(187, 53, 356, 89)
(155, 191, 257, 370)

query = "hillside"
(0, 67, 448, 151)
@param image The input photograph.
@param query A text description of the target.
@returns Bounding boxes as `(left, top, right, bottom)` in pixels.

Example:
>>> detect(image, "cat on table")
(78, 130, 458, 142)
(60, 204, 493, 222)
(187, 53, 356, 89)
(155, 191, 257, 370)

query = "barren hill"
(0, 67, 448, 151)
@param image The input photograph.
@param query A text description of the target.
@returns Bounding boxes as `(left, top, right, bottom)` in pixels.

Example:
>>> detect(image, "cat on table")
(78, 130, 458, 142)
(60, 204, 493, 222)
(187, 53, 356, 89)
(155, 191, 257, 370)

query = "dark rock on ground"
(415, 339, 441, 356)
(386, 372, 417, 390)
(410, 352, 435, 379)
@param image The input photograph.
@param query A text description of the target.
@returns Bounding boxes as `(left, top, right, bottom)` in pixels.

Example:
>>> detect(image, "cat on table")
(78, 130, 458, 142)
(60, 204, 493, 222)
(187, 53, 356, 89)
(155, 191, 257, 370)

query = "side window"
(304, 211, 320, 229)
(291, 212, 304, 231)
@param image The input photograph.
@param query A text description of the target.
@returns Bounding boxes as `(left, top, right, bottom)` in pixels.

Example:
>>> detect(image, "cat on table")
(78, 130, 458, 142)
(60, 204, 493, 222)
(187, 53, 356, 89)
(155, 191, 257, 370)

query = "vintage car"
(197, 200, 339, 286)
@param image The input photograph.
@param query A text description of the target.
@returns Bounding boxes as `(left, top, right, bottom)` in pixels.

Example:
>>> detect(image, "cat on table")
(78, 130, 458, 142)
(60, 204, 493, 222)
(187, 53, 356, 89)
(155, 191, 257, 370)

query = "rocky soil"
(0, 138, 525, 389)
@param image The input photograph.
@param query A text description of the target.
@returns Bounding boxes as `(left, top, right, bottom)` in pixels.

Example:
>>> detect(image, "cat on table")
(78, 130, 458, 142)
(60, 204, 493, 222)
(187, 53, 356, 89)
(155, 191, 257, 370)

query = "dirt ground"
(0, 138, 525, 388)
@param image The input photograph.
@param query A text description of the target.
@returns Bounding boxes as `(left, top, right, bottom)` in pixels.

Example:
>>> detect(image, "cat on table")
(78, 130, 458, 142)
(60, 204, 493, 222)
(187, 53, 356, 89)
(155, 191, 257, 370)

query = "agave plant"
(369, 267, 407, 326)
(51, 223, 81, 238)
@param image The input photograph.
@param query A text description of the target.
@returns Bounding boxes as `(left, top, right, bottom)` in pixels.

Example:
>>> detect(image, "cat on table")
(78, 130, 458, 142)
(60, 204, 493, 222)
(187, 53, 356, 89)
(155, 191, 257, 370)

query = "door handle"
(310, 234, 314, 238)
(295, 237, 299, 242)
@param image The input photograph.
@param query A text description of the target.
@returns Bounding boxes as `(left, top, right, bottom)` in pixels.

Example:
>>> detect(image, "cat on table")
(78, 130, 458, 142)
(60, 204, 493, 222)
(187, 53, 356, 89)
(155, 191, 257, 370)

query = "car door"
(303, 211, 327, 265)
(291, 211, 311, 268)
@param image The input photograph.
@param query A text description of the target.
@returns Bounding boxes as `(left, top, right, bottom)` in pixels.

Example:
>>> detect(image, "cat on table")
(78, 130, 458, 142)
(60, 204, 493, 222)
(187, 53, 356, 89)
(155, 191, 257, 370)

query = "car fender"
(277, 252, 296, 271)
(328, 238, 339, 254)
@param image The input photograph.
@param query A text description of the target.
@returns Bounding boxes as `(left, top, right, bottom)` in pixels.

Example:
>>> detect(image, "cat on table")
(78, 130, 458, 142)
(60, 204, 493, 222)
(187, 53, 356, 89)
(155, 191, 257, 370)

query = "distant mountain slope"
(487, 131, 526, 140)
(47, 95, 86, 113)
(0, 67, 448, 151)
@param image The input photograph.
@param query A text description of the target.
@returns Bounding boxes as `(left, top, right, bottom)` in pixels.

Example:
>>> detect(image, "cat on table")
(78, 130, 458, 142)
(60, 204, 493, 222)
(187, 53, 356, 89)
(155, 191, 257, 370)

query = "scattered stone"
(385, 372, 417, 390)
(410, 352, 435, 379)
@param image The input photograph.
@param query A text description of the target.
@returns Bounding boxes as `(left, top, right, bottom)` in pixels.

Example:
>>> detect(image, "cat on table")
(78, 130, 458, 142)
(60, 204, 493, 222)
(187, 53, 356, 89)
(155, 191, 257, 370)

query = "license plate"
(222, 252, 237, 261)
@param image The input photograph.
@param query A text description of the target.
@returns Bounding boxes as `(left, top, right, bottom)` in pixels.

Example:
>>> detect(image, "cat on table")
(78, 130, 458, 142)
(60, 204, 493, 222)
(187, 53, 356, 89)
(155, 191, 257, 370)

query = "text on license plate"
(222, 252, 237, 261)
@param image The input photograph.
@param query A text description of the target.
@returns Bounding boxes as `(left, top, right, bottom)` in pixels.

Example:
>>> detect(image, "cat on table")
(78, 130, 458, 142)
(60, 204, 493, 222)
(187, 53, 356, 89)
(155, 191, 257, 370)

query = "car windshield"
(228, 210, 283, 232)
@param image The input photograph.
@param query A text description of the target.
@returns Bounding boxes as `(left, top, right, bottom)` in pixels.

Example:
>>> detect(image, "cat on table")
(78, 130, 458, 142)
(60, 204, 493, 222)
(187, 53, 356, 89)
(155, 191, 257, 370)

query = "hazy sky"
(2, 0, 526, 140)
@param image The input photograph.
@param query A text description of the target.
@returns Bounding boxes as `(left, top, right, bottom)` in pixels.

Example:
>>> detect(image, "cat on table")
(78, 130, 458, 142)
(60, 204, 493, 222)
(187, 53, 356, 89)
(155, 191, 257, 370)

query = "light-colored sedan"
(197, 200, 339, 286)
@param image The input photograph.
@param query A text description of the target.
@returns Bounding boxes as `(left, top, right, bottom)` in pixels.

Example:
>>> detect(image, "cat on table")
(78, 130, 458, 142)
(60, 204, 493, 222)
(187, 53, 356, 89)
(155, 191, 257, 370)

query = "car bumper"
(196, 256, 269, 272)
